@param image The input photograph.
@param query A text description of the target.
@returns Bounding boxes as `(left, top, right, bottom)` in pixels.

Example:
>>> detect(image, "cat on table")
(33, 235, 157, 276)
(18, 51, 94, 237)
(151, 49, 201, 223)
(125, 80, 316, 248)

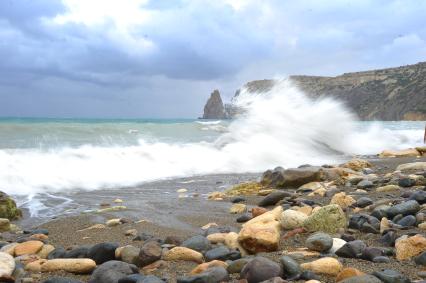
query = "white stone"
(0, 252, 15, 277)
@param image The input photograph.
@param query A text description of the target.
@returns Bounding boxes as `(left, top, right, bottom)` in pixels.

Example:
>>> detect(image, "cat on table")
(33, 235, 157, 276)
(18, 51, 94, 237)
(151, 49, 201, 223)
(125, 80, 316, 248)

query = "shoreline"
(4, 155, 426, 282)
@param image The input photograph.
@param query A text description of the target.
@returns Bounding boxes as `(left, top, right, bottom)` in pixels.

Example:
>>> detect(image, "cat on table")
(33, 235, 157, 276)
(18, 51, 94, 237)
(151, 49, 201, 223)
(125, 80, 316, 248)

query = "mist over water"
(0, 81, 424, 197)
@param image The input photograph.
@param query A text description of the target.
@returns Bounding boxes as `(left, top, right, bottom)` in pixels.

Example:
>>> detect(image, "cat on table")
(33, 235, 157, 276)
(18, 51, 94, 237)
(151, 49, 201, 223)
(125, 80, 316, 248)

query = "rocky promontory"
(202, 61, 426, 120)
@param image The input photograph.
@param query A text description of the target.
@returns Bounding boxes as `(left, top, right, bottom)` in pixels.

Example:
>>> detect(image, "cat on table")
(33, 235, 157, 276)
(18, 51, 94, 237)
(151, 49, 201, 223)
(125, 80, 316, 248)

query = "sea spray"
(0, 80, 423, 196)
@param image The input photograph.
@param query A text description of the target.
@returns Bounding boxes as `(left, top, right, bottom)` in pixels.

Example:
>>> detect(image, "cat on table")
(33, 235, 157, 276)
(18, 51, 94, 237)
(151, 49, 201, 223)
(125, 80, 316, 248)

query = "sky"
(0, 0, 425, 118)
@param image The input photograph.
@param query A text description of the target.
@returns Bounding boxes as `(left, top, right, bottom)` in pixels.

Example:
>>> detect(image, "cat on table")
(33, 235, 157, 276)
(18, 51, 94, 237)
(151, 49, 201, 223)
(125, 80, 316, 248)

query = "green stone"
(0, 191, 22, 220)
(303, 204, 346, 233)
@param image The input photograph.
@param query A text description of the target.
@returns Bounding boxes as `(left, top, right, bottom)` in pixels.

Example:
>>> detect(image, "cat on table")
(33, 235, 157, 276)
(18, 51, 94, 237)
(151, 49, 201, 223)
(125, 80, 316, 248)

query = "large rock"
(238, 207, 282, 253)
(89, 260, 139, 283)
(261, 166, 325, 188)
(26, 258, 96, 274)
(0, 252, 15, 278)
(202, 90, 227, 119)
(240, 257, 282, 283)
(163, 247, 203, 263)
(300, 257, 343, 276)
(280, 209, 308, 230)
(395, 234, 426, 260)
(302, 204, 346, 233)
(0, 191, 22, 220)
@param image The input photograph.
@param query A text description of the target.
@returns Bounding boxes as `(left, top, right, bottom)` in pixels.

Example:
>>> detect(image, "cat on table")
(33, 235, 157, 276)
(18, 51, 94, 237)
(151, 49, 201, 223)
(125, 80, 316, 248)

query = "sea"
(0, 82, 424, 223)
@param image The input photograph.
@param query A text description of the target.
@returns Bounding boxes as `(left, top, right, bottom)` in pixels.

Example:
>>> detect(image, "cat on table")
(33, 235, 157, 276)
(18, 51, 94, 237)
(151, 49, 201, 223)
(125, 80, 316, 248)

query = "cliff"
(202, 62, 426, 120)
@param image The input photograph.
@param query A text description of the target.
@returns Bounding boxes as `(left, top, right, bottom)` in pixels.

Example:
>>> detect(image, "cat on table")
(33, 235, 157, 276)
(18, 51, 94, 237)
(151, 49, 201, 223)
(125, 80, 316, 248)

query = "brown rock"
(336, 267, 365, 282)
(300, 257, 343, 276)
(238, 218, 281, 253)
(163, 247, 203, 263)
(252, 207, 268, 218)
(330, 192, 356, 209)
(395, 234, 426, 260)
(190, 260, 228, 275)
(141, 260, 167, 273)
(14, 241, 44, 256)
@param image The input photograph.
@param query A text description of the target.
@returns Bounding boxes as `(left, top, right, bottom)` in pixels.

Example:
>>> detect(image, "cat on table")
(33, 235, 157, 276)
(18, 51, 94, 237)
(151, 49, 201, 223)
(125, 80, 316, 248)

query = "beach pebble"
(386, 200, 420, 218)
(328, 238, 347, 254)
(339, 275, 382, 283)
(336, 267, 365, 282)
(176, 189, 187, 193)
(163, 247, 203, 263)
(231, 197, 246, 203)
(37, 244, 55, 259)
(258, 191, 291, 207)
(117, 274, 146, 283)
(190, 260, 228, 275)
(238, 213, 281, 253)
(42, 277, 84, 283)
(139, 241, 162, 267)
(87, 242, 119, 264)
(178, 266, 228, 283)
(237, 214, 252, 223)
(0, 218, 10, 232)
(207, 233, 227, 244)
(89, 260, 139, 283)
(251, 207, 268, 217)
(205, 246, 240, 262)
(227, 258, 251, 274)
(336, 240, 366, 258)
(279, 255, 301, 279)
(330, 192, 356, 209)
(300, 257, 343, 276)
(360, 247, 384, 261)
(355, 197, 373, 208)
(230, 203, 246, 214)
(182, 235, 211, 253)
(0, 252, 15, 278)
(409, 190, 426, 204)
(0, 243, 17, 256)
(15, 241, 44, 256)
(65, 246, 90, 258)
(415, 251, 426, 266)
(280, 209, 307, 230)
(120, 246, 141, 266)
(398, 177, 416, 187)
(372, 269, 411, 283)
(305, 232, 333, 252)
(397, 215, 416, 227)
(106, 219, 122, 227)
(395, 234, 426, 260)
(357, 180, 373, 189)
(26, 258, 96, 274)
(240, 257, 282, 283)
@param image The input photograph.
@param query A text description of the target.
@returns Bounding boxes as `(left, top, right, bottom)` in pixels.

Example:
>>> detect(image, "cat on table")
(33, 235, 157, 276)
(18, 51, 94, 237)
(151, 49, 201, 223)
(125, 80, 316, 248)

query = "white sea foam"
(0, 80, 423, 196)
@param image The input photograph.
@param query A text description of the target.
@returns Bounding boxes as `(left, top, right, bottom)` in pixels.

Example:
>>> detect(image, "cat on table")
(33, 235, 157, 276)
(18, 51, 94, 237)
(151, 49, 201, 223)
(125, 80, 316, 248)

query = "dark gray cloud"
(0, 0, 425, 117)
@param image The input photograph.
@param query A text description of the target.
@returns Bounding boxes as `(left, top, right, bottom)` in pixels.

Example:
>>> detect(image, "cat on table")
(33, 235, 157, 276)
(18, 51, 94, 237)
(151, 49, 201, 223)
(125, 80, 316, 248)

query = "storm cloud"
(1, 0, 425, 118)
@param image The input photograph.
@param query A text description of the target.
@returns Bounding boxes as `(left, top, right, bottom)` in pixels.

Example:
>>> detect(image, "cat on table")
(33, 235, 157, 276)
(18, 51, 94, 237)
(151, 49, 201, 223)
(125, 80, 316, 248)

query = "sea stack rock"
(202, 90, 227, 119)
